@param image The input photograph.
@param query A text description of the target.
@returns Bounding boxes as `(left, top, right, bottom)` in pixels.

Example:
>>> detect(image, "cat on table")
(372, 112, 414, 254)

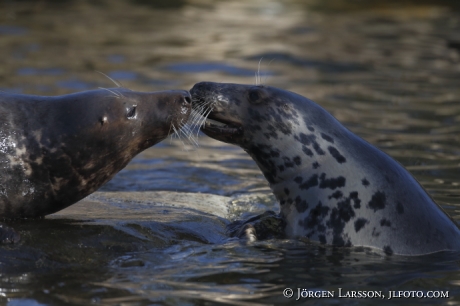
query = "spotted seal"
(190, 81, 460, 255)
(0, 88, 191, 220)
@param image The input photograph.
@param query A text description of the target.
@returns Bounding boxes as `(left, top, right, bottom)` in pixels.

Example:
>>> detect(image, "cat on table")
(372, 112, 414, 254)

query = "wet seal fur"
(191, 82, 460, 256)
(0, 88, 191, 221)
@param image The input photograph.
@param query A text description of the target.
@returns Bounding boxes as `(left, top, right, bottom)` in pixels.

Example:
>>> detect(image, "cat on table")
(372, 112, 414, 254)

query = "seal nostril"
(184, 96, 191, 104)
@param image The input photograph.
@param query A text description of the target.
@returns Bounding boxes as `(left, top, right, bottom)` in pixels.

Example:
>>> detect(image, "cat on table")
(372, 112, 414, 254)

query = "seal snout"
(190, 81, 212, 92)
(190, 82, 214, 102)
(189, 82, 244, 144)
(181, 91, 192, 106)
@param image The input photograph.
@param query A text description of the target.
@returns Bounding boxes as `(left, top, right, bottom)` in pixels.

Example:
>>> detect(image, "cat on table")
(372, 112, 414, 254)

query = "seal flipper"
(0, 223, 20, 244)
(227, 210, 286, 241)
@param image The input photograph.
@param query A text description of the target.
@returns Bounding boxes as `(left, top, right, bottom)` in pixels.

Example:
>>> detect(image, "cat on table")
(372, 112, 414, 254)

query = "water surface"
(1, 0, 460, 305)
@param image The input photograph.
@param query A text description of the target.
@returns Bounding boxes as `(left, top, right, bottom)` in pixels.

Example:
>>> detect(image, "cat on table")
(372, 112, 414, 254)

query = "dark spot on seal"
(328, 191, 343, 199)
(299, 174, 318, 190)
(337, 198, 355, 222)
(264, 132, 277, 140)
(326, 190, 360, 246)
(368, 191, 386, 212)
(396, 201, 404, 214)
(328, 146, 346, 164)
(319, 173, 346, 190)
(263, 106, 294, 136)
(278, 165, 285, 172)
(313, 142, 325, 155)
(294, 176, 303, 184)
(312, 161, 320, 169)
(362, 178, 370, 187)
(248, 108, 265, 122)
(304, 201, 329, 229)
(247, 123, 262, 132)
(318, 235, 326, 244)
(372, 227, 380, 237)
(349, 191, 361, 209)
(352, 199, 361, 209)
(302, 145, 314, 157)
(317, 223, 326, 232)
(283, 157, 294, 168)
(327, 209, 346, 246)
(297, 133, 325, 155)
(354, 218, 368, 232)
(308, 126, 315, 132)
(284, 188, 290, 195)
(295, 196, 308, 213)
(298, 133, 315, 145)
(270, 150, 280, 157)
(293, 156, 301, 166)
(321, 133, 334, 143)
(380, 219, 391, 227)
(249, 144, 278, 184)
(383, 245, 393, 256)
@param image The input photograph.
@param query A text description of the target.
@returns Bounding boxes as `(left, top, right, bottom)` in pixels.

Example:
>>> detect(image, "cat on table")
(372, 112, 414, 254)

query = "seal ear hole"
(248, 88, 262, 104)
(126, 106, 137, 119)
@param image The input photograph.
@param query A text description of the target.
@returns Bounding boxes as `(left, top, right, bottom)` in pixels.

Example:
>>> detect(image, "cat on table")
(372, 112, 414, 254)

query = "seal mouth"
(201, 115, 243, 137)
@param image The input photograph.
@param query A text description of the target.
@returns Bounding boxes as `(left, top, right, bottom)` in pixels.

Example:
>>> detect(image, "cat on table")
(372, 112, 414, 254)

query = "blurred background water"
(2, 0, 460, 305)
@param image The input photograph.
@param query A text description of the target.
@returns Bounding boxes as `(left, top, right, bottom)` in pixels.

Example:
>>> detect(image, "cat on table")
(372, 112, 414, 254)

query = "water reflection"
(1, 0, 460, 305)
(164, 62, 258, 77)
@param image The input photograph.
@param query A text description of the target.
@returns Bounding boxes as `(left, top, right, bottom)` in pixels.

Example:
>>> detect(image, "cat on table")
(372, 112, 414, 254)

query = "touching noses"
(180, 91, 192, 105)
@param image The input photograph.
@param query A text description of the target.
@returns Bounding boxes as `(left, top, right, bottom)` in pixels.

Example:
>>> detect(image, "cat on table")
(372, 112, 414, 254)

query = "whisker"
(182, 117, 201, 146)
(263, 58, 275, 85)
(194, 107, 213, 138)
(180, 124, 199, 147)
(257, 57, 264, 86)
(189, 104, 210, 125)
(96, 71, 123, 88)
(183, 95, 217, 148)
(98, 87, 121, 98)
(172, 124, 187, 149)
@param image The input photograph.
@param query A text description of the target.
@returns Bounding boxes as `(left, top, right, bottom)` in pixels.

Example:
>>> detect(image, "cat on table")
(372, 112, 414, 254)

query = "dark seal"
(190, 81, 460, 255)
(0, 88, 191, 219)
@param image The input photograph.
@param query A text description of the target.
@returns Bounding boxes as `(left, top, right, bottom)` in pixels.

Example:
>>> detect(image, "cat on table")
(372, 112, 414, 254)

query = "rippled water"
(2, 0, 460, 305)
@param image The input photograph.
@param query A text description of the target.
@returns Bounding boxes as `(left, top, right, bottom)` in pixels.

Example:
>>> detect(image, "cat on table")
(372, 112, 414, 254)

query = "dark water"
(2, 0, 460, 305)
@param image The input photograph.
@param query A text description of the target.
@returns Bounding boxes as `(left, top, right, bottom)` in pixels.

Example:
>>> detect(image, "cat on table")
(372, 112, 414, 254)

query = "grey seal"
(0, 88, 191, 219)
(190, 81, 460, 255)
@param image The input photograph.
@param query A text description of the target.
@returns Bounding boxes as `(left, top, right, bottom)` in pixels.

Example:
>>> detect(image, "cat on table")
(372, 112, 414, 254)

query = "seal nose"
(190, 82, 213, 106)
(182, 91, 191, 105)
(190, 82, 211, 96)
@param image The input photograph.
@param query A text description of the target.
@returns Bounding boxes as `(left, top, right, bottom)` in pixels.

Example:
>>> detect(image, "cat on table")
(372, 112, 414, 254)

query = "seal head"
(0, 88, 191, 218)
(191, 81, 460, 255)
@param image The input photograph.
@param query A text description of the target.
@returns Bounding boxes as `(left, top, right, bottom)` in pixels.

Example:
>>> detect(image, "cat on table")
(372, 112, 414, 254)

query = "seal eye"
(126, 106, 137, 119)
(248, 89, 262, 104)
